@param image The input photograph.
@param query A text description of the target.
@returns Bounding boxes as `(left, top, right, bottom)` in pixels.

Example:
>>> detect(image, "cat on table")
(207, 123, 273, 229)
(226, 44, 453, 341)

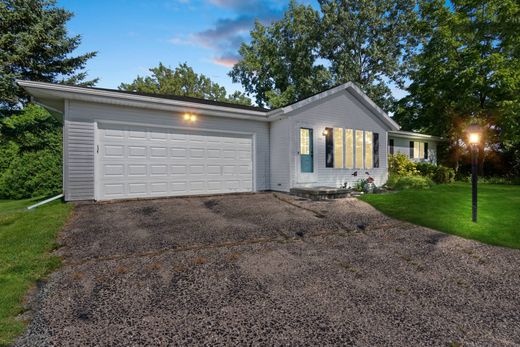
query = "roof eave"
(16, 80, 270, 121)
(388, 130, 443, 141)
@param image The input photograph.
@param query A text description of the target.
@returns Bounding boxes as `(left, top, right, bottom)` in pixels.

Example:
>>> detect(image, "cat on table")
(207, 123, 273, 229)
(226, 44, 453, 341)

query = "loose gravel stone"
(14, 193, 520, 346)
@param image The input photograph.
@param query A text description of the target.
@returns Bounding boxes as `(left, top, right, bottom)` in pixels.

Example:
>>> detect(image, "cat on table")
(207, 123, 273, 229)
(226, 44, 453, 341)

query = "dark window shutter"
(325, 128, 334, 167)
(424, 142, 428, 159)
(373, 133, 379, 168)
(409, 141, 414, 158)
(389, 139, 394, 155)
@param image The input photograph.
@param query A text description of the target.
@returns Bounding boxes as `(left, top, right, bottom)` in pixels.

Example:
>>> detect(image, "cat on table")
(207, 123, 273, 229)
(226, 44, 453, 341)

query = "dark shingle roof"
(74, 85, 270, 113)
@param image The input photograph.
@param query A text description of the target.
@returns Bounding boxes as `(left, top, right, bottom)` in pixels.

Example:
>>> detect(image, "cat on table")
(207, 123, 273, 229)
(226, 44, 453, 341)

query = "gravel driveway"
(15, 193, 520, 346)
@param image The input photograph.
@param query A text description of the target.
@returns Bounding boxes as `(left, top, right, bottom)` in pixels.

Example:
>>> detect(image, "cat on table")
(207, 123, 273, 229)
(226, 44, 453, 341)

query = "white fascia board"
(389, 130, 443, 141)
(17, 80, 269, 122)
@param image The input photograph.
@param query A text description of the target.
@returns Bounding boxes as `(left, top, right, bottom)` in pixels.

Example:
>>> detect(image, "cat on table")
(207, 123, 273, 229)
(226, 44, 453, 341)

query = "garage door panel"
(128, 146, 147, 158)
(97, 124, 253, 200)
(150, 165, 168, 176)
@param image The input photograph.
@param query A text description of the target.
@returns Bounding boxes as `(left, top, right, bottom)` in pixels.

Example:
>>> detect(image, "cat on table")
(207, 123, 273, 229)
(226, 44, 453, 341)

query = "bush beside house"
(0, 105, 62, 199)
(386, 153, 455, 190)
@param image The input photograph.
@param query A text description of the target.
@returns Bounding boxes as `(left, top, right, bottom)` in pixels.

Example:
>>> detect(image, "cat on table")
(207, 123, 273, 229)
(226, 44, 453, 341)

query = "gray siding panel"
(63, 118, 95, 201)
(269, 117, 290, 191)
(64, 100, 270, 201)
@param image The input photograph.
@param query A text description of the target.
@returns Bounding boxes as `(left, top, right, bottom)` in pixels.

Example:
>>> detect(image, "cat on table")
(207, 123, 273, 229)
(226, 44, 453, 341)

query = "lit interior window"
(345, 129, 354, 168)
(355, 130, 364, 169)
(333, 128, 344, 168)
(414, 141, 420, 159)
(365, 131, 373, 169)
(300, 128, 310, 155)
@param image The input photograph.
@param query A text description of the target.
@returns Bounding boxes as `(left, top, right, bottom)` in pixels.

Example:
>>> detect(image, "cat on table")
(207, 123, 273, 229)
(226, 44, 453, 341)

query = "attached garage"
(97, 123, 253, 200)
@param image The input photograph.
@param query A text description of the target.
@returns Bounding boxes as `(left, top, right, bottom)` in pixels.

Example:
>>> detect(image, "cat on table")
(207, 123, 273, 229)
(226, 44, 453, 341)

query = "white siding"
(64, 100, 270, 201)
(389, 136, 438, 164)
(269, 117, 290, 191)
(285, 90, 390, 189)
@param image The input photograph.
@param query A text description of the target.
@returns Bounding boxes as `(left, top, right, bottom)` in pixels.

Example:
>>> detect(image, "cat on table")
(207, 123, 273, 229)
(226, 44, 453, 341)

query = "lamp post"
(467, 124, 481, 223)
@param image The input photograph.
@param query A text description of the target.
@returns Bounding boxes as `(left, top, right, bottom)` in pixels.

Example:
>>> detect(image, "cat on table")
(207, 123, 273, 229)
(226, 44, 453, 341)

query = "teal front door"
(300, 128, 314, 173)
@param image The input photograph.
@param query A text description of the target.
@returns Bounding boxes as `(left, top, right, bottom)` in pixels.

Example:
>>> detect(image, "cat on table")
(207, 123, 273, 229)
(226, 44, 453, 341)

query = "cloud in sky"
(170, 0, 285, 67)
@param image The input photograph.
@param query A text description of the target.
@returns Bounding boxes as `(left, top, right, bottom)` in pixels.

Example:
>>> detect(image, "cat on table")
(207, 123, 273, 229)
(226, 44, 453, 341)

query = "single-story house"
(17, 80, 441, 202)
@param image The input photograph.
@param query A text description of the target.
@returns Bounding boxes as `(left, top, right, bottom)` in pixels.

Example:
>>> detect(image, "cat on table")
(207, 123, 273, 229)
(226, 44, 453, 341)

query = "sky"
(57, 0, 406, 99)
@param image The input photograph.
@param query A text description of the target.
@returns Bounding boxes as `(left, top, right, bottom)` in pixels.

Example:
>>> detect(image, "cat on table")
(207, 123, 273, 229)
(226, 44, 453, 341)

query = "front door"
(300, 128, 314, 173)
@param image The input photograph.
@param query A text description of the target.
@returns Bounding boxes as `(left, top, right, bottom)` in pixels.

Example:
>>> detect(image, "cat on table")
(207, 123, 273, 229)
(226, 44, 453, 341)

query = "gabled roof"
(17, 80, 399, 130)
(266, 82, 401, 131)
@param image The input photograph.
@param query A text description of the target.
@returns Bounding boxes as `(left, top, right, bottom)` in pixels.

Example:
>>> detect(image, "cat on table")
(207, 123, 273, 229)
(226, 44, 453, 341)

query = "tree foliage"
(229, 1, 331, 108)
(393, 0, 520, 174)
(319, 0, 418, 111)
(0, 0, 97, 110)
(230, 0, 418, 110)
(119, 63, 252, 106)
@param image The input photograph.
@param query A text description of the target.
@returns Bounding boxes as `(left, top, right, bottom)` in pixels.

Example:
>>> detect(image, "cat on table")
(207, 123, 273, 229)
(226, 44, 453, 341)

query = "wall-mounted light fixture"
(322, 129, 329, 136)
(183, 113, 197, 122)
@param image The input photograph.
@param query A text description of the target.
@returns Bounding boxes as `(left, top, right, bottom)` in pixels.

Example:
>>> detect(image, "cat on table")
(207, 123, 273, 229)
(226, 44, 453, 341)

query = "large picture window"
(345, 129, 354, 168)
(333, 128, 344, 168)
(355, 130, 364, 169)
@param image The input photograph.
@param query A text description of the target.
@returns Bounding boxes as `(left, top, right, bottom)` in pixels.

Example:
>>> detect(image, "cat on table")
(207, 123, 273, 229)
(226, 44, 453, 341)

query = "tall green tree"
(0, 0, 97, 110)
(229, 1, 331, 108)
(120, 63, 252, 106)
(319, 0, 419, 112)
(394, 0, 520, 174)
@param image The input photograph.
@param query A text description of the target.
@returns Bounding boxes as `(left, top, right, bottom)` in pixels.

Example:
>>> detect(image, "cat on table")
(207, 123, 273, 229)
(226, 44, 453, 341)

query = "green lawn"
(360, 183, 520, 249)
(0, 198, 72, 346)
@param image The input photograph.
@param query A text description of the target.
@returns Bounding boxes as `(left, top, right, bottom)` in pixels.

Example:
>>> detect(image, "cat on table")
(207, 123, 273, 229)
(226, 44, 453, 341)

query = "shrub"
(415, 162, 437, 178)
(353, 179, 368, 192)
(0, 149, 62, 199)
(388, 153, 417, 176)
(0, 104, 63, 199)
(433, 165, 455, 184)
(386, 174, 434, 190)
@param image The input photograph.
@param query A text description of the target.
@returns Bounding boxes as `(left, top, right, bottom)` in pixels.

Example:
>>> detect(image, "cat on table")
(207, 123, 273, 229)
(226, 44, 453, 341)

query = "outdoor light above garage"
(183, 113, 197, 122)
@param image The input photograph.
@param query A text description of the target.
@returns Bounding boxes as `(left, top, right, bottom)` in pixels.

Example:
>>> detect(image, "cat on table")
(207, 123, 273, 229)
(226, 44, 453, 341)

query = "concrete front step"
(289, 186, 351, 200)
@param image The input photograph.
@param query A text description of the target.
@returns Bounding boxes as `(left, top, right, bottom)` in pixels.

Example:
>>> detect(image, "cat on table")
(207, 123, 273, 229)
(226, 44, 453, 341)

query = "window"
(389, 139, 394, 155)
(300, 128, 310, 155)
(333, 128, 344, 168)
(410, 141, 427, 159)
(325, 128, 334, 167)
(373, 133, 379, 168)
(355, 130, 364, 169)
(345, 129, 354, 168)
(365, 131, 373, 169)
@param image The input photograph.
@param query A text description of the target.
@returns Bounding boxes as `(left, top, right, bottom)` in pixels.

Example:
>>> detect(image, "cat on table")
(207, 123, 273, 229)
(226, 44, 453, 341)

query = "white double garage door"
(96, 123, 253, 200)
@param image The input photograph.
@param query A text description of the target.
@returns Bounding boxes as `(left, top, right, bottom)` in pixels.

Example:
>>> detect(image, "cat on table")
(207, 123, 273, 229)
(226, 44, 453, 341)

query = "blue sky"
(58, 0, 405, 99)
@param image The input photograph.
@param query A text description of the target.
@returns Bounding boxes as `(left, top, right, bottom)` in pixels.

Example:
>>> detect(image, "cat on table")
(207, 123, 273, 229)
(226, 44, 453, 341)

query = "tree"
(229, 1, 331, 108)
(0, 0, 97, 110)
(119, 63, 252, 106)
(393, 0, 520, 175)
(318, 0, 419, 112)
